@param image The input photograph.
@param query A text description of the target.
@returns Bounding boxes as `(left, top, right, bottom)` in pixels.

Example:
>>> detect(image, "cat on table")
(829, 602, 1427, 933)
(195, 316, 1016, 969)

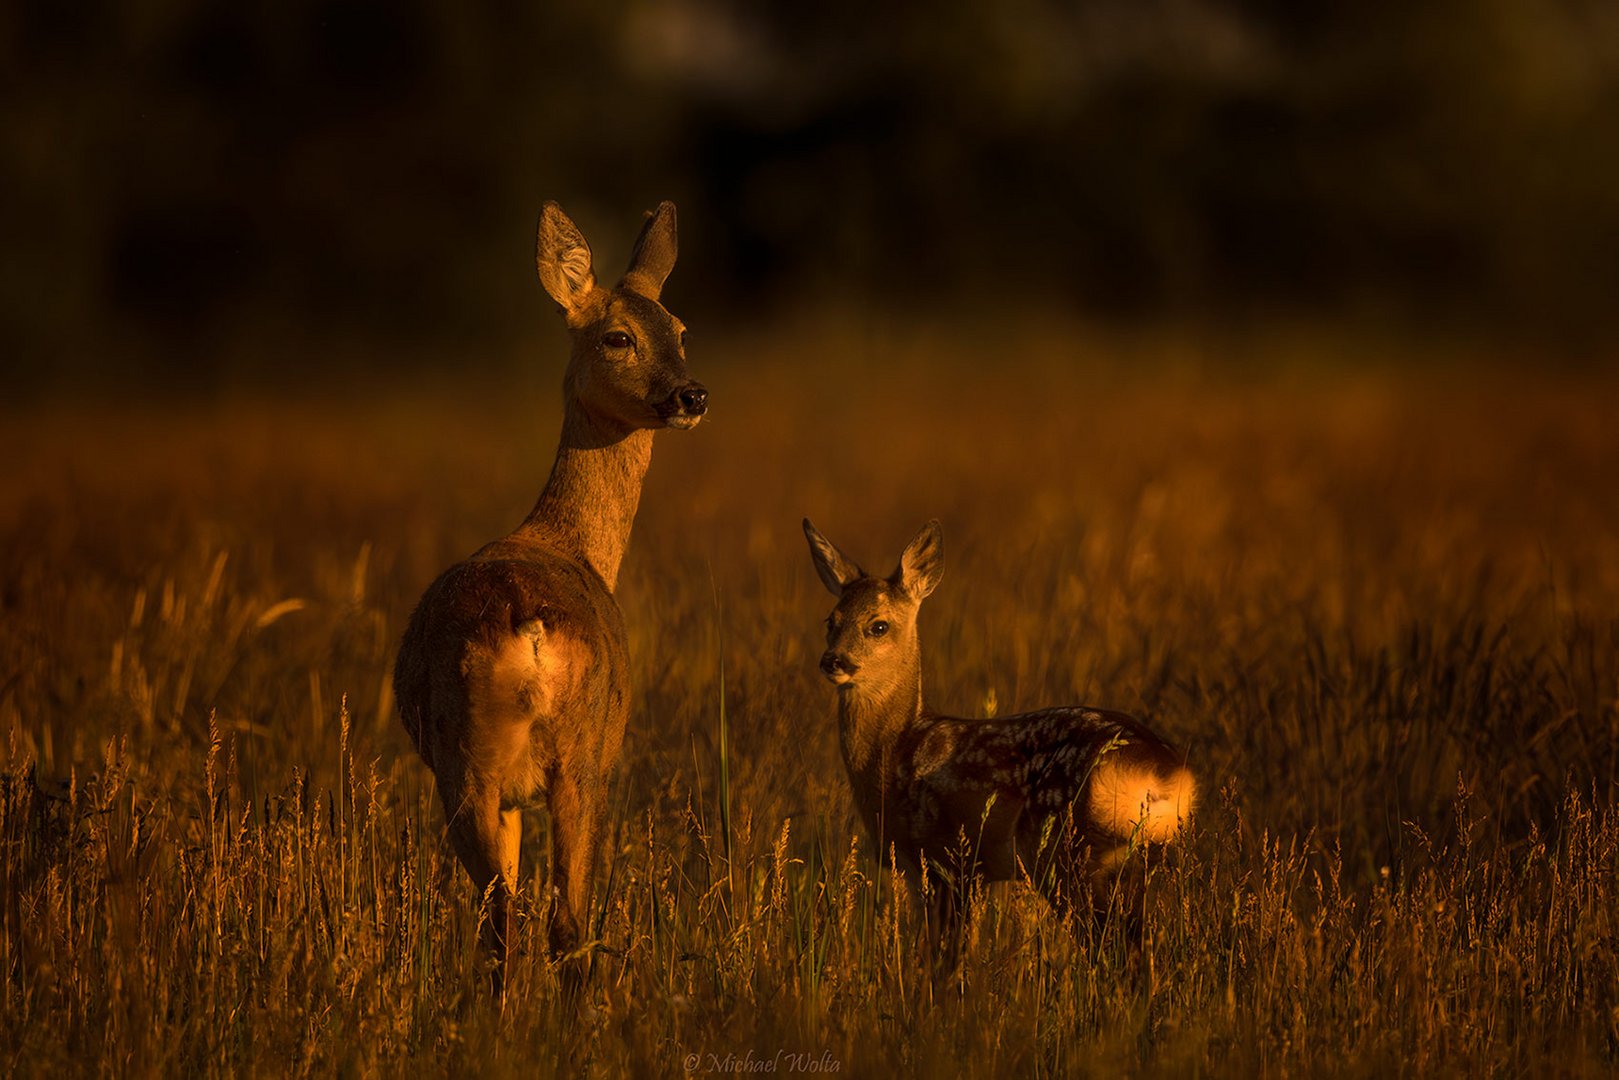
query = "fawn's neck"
(521, 402, 654, 591)
(836, 660, 925, 794)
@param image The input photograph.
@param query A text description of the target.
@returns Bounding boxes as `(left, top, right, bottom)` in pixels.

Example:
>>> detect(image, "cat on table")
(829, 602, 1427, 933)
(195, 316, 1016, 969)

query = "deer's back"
(395, 535, 630, 795)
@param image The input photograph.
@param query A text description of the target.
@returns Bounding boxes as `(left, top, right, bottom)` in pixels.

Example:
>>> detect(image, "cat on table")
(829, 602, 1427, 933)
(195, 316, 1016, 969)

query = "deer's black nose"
(677, 384, 708, 415)
(820, 651, 857, 677)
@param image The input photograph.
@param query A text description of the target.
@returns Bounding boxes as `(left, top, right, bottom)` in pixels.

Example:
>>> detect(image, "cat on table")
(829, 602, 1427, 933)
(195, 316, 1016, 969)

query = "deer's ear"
(804, 518, 862, 597)
(894, 519, 944, 600)
(620, 201, 678, 300)
(536, 202, 598, 317)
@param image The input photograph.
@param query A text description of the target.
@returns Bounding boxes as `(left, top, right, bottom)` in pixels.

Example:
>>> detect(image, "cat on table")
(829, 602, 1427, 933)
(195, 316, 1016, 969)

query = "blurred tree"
(2, 0, 1617, 386)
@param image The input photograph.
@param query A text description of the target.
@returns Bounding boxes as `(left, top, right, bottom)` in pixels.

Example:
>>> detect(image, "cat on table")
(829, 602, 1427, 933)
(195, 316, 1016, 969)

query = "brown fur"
(804, 519, 1196, 954)
(395, 202, 704, 993)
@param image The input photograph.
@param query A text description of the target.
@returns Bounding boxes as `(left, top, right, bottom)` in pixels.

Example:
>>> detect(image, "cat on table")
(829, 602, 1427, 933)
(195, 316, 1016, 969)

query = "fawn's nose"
(820, 651, 857, 678)
(676, 383, 708, 416)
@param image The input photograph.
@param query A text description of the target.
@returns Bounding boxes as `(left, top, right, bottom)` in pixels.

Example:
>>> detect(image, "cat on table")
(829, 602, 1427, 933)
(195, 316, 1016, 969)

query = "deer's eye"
(680, 329, 689, 347)
(869, 620, 889, 637)
(603, 330, 633, 349)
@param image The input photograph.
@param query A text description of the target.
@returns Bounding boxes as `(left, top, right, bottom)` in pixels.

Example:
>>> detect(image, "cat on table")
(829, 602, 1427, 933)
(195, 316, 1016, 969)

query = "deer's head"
(536, 201, 707, 432)
(803, 519, 944, 694)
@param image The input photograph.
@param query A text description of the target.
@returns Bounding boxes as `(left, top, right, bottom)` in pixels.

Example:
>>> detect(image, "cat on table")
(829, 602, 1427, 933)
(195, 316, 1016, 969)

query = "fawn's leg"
(926, 880, 972, 992)
(1074, 842, 1149, 946)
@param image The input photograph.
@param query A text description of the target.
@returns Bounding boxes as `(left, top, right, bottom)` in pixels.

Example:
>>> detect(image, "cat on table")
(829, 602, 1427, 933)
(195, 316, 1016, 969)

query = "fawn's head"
(803, 519, 944, 692)
(536, 201, 707, 431)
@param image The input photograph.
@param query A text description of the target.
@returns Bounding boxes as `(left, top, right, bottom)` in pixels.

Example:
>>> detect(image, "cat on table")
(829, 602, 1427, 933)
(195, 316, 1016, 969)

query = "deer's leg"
(1022, 819, 1096, 943)
(925, 878, 971, 990)
(440, 776, 516, 995)
(545, 769, 601, 968)
(1045, 840, 1139, 945)
(500, 808, 522, 891)
(1096, 842, 1155, 945)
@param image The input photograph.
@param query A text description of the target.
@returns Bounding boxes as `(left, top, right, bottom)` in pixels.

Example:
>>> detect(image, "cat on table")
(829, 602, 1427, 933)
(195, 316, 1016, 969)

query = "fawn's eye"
(602, 330, 633, 349)
(679, 329, 689, 348)
(869, 620, 889, 637)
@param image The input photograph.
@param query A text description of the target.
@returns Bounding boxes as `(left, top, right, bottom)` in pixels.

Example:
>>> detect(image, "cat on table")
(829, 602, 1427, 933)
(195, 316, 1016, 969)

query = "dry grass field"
(2, 322, 1617, 1076)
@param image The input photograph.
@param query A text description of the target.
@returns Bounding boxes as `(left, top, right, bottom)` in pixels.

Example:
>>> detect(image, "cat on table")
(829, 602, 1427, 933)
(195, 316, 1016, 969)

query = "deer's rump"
(394, 545, 630, 787)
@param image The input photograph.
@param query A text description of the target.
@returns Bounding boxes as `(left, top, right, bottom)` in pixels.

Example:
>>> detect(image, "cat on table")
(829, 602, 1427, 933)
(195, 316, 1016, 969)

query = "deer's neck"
(521, 403, 654, 591)
(836, 661, 925, 795)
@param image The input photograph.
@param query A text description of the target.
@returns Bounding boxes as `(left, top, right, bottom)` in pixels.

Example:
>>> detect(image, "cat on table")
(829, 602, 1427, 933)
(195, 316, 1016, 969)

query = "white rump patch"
(1087, 761, 1196, 843)
(483, 620, 564, 720)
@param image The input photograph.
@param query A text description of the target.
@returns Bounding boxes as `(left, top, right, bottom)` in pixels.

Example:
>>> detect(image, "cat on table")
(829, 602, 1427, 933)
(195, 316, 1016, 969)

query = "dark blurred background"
(5, 0, 1619, 390)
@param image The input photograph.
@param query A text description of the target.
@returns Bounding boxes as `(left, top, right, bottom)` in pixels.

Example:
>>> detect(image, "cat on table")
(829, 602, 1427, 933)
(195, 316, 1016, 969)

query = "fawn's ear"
(804, 518, 863, 597)
(536, 201, 598, 318)
(894, 519, 945, 600)
(620, 200, 678, 300)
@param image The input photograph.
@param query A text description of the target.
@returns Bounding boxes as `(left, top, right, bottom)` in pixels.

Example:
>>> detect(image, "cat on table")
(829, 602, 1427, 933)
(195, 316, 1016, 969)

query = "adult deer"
(396, 201, 705, 993)
(803, 518, 1194, 963)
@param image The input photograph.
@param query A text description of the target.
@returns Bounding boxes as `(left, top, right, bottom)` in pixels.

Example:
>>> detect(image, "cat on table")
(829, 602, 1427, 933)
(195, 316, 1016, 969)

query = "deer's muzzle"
(820, 651, 858, 682)
(660, 381, 708, 428)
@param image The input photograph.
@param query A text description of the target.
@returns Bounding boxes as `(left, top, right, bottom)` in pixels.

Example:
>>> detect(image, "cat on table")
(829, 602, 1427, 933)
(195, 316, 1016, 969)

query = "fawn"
(803, 518, 1195, 955)
(395, 201, 705, 993)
